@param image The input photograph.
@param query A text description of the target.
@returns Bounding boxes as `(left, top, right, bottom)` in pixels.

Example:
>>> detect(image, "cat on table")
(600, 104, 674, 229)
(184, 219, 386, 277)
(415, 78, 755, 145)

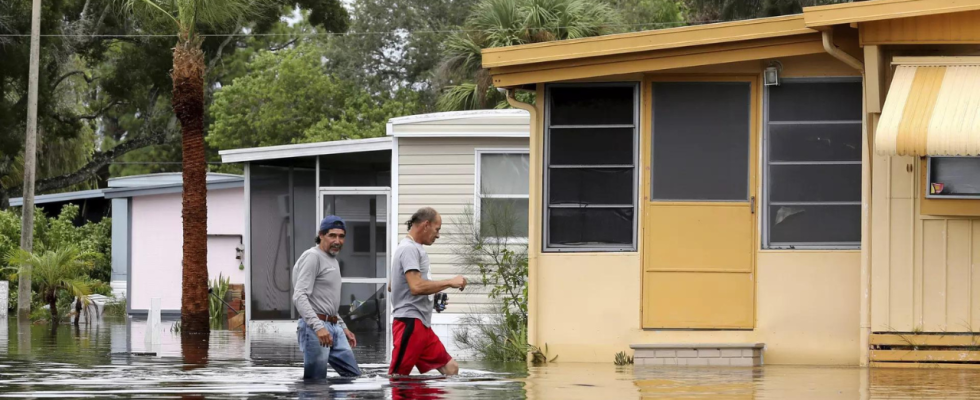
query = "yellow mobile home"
(485, 0, 980, 367)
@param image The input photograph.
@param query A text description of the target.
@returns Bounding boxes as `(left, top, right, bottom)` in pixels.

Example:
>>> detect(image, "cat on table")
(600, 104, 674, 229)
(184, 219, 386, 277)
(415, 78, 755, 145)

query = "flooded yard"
(1, 318, 980, 399)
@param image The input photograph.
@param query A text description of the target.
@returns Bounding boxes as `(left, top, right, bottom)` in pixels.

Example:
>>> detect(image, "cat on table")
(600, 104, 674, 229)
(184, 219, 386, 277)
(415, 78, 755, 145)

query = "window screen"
(764, 80, 862, 248)
(545, 84, 637, 251)
(651, 82, 750, 201)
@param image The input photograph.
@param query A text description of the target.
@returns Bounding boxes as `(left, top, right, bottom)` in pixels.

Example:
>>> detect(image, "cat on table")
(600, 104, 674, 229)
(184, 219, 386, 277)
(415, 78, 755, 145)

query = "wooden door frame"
(638, 74, 762, 329)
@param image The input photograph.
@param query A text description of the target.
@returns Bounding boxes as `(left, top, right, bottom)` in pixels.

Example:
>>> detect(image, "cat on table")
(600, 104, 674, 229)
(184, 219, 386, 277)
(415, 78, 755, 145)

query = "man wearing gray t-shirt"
(388, 207, 467, 376)
(292, 215, 361, 379)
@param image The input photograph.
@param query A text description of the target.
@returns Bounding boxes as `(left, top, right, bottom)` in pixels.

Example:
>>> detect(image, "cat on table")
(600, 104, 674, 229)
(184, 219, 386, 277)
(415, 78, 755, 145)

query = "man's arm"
(291, 254, 325, 332)
(405, 271, 466, 296)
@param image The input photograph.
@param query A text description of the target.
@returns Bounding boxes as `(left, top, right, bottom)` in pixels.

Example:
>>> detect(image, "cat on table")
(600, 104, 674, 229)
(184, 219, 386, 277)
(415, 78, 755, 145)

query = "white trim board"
(220, 137, 393, 163)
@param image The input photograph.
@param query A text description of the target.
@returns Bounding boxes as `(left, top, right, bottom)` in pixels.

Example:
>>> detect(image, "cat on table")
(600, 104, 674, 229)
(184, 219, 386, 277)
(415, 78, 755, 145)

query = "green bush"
(0, 204, 112, 312)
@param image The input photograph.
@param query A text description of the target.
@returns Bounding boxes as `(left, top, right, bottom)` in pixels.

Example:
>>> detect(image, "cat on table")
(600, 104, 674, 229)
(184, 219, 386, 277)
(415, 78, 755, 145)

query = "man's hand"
(449, 275, 467, 291)
(344, 328, 357, 347)
(316, 327, 333, 347)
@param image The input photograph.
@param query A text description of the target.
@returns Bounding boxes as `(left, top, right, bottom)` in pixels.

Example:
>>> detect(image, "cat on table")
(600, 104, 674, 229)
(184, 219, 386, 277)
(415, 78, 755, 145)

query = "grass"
(614, 351, 634, 366)
(103, 297, 128, 318)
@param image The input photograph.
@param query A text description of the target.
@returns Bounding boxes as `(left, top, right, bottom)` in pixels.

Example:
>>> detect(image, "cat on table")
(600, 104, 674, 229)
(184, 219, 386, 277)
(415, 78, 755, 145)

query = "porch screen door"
(642, 78, 758, 329)
(318, 188, 391, 358)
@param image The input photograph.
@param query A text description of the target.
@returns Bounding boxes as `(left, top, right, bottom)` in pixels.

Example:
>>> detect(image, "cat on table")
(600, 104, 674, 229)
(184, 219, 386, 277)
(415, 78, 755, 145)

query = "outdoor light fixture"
(764, 60, 783, 86)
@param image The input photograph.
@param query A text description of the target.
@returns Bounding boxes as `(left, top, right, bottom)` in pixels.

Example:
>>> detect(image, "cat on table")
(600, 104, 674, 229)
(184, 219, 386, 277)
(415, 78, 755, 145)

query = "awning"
(876, 57, 980, 157)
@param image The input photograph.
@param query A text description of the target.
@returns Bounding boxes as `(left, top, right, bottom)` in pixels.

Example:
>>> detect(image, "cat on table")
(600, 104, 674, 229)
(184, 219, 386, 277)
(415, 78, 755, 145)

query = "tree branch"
(269, 38, 298, 52)
(78, 100, 121, 120)
(6, 123, 174, 197)
(52, 70, 93, 91)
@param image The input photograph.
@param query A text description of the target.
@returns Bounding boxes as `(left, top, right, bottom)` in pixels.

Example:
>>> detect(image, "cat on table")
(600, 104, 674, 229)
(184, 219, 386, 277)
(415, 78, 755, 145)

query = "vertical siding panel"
(972, 221, 980, 331)
(947, 220, 972, 331)
(871, 154, 891, 331)
(890, 198, 914, 331)
(891, 157, 914, 199)
(922, 219, 947, 331)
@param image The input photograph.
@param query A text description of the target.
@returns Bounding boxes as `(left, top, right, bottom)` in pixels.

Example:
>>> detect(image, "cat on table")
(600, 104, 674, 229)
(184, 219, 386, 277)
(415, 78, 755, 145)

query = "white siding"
(397, 137, 528, 315)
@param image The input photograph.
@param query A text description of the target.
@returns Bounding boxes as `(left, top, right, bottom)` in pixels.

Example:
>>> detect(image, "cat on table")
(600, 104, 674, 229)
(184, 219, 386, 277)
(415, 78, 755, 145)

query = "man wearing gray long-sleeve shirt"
(292, 215, 361, 379)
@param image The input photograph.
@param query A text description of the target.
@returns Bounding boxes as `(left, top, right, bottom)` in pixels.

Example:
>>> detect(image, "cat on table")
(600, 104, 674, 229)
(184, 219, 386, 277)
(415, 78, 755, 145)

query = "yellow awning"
(876, 57, 980, 157)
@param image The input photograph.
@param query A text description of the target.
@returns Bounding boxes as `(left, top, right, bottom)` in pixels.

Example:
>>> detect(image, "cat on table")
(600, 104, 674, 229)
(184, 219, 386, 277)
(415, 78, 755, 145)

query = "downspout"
(506, 88, 539, 356)
(822, 28, 872, 367)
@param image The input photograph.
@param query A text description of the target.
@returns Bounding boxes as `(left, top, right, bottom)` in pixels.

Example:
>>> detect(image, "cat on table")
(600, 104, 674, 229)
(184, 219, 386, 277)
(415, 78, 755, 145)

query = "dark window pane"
(550, 86, 635, 126)
(768, 81, 862, 121)
(481, 198, 529, 238)
(352, 223, 386, 253)
(550, 128, 633, 165)
(652, 82, 749, 201)
(770, 123, 862, 162)
(550, 168, 633, 205)
(930, 157, 980, 196)
(769, 164, 861, 202)
(550, 208, 633, 246)
(769, 205, 860, 244)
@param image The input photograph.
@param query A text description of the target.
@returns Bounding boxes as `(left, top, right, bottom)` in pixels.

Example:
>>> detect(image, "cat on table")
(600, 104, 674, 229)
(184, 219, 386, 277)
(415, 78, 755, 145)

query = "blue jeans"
(296, 319, 361, 379)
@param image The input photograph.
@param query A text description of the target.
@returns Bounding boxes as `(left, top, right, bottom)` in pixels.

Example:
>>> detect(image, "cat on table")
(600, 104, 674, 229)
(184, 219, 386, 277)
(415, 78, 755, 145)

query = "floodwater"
(2, 318, 980, 399)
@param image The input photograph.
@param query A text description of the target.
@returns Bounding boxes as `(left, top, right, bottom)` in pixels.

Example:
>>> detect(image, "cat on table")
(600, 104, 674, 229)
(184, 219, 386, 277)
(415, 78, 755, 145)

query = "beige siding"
(872, 153, 980, 333)
(397, 137, 528, 315)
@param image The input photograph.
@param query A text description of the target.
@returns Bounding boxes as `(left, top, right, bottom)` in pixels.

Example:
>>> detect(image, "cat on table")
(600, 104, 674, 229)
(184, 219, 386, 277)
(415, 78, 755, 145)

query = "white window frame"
(543, 82, 639, 253)
(762, 77, 862, 250)
(475, 148, 531, 243)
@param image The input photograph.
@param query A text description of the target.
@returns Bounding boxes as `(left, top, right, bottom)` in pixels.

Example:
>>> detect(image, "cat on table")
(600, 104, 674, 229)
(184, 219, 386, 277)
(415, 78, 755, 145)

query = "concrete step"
(630, 343, 765, 367)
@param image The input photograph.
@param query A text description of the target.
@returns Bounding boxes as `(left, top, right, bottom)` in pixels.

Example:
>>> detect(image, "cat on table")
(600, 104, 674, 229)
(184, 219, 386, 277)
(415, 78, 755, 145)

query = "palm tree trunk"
(173, 32, 210, 335)
(48, 292, 58, 325)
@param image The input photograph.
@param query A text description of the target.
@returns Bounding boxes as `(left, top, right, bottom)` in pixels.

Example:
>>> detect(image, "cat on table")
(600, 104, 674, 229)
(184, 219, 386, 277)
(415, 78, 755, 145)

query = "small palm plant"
(6, 246, 93, 324)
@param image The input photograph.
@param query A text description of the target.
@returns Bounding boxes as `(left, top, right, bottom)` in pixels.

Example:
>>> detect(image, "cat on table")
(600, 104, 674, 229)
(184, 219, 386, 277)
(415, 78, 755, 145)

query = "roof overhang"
(9, 189, 105, 207)
(386, 110, 530, 138)
(482, 15, 812, 70)
(219, 137, 392, 163)
(488, 33, 826, 87)
(804, 0, 980, 29)
(103, 179, 244, 199)
(876, 57, 980, 157)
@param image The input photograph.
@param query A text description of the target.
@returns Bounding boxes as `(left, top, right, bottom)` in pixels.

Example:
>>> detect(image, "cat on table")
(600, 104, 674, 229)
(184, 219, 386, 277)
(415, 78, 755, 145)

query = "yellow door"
(642, 76, 758, 329)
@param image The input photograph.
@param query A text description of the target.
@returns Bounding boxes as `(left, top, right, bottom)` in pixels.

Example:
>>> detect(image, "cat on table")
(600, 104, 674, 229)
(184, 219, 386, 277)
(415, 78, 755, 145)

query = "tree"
(6, 246, 93, 325)
(608, 0, 686, 31)
(437, 0, 621, 111)
(683, 0, 851, 24)
(121, 0, 270, 336)
(207, 43, 423, 151)
(323, 0, 479, 110)
(0, 0, 347, 207)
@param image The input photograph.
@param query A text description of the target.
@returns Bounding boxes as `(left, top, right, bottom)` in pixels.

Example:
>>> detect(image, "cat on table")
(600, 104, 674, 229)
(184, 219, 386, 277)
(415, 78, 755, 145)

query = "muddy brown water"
(1, 317, 980, 399)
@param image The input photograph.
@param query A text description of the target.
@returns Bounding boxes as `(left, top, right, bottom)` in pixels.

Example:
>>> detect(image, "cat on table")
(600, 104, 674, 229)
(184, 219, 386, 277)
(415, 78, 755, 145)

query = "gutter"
(505, 88, 539, 359)
(822, 28, 872, 367)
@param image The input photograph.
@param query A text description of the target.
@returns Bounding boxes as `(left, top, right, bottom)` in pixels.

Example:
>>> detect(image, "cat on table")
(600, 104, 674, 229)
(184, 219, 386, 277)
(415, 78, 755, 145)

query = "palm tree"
(122, 0, 263, 334)
(6, 246, 92, 325)
(437, 0, 621, 111)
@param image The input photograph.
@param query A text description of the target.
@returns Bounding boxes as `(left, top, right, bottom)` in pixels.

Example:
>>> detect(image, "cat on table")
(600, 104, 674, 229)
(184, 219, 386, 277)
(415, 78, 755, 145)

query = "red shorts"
(389, 317, 452, 375)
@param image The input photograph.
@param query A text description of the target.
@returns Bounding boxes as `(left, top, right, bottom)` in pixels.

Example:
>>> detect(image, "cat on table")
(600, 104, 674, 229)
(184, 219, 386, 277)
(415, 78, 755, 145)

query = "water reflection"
(4, 317, 980, 399)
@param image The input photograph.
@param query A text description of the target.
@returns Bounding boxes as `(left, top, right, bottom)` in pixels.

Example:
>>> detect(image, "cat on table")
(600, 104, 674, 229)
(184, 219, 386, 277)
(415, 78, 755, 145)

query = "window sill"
(758, 249, 860, 253)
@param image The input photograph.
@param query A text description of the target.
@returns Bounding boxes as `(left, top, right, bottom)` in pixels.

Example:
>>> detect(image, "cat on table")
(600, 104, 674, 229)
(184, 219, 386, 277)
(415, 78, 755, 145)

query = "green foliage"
(452, 202, 538, 362)
(6, 246, 95, 323)
(208, 273, 231, 323)
(683, 0, 851, 24)
(0, 205, 112, 312)
(615, 351, 635, 366)
(438, 0, 621, 111)
(207, 43, 425, 151)
(608, 0, 686, 30)
(104, 297, 128, 318)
